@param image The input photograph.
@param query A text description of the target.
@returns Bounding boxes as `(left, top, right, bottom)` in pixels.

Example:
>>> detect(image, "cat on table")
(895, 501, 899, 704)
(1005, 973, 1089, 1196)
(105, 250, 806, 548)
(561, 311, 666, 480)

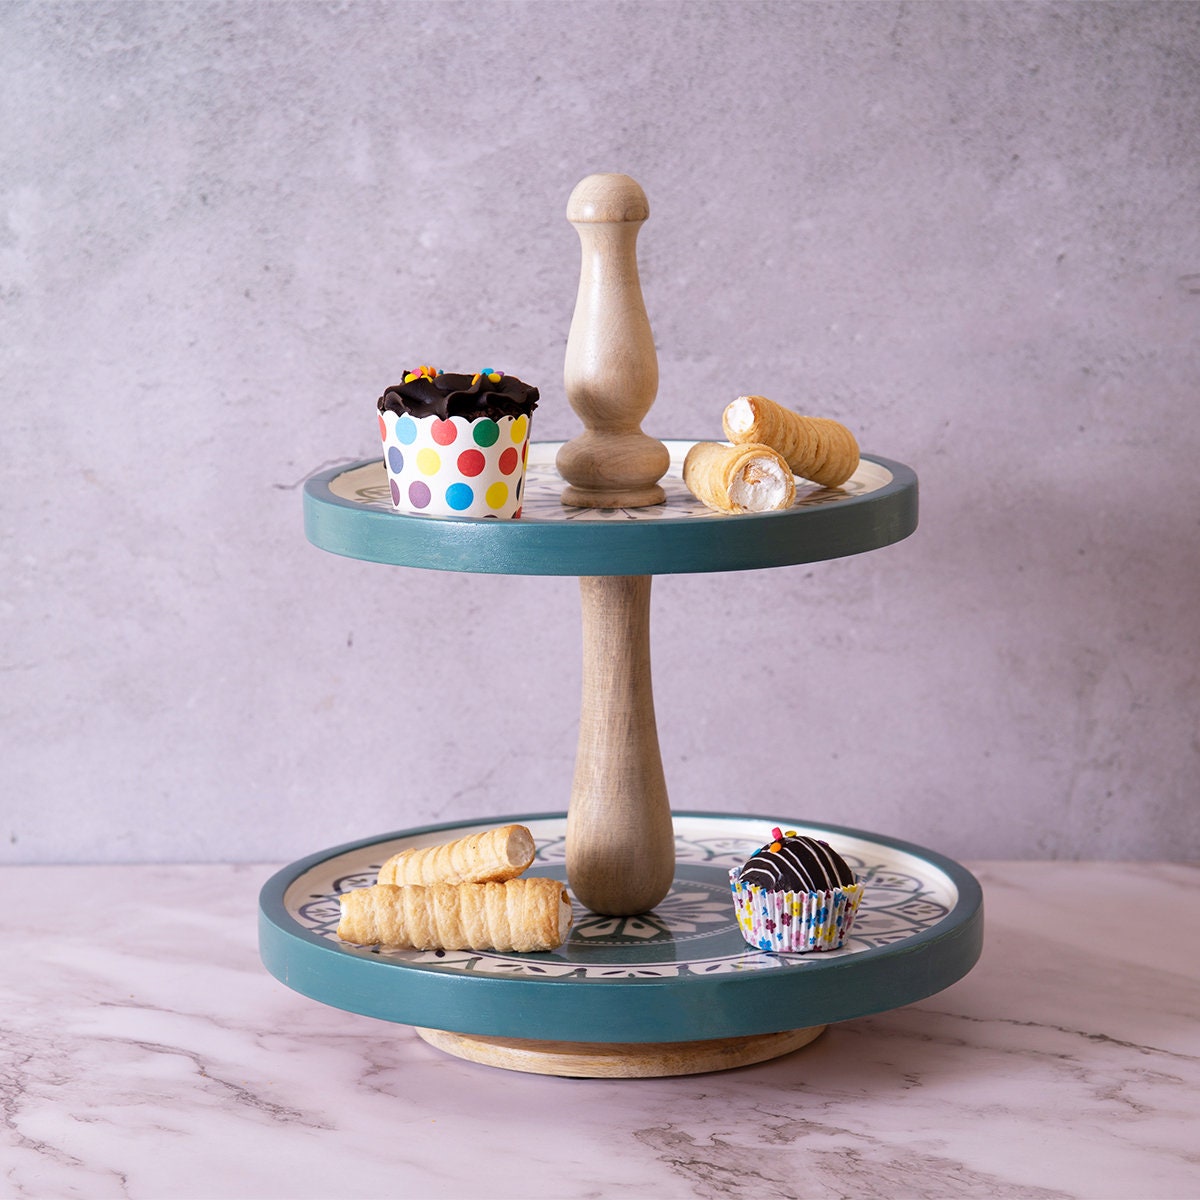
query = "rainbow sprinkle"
(402, 365, 441, 383)
(471, 368, 504, 386)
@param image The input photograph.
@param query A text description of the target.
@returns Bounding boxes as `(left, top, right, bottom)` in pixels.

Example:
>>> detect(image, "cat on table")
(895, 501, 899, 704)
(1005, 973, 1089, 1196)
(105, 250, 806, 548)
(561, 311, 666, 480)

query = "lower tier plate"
(259, 812, 983, 1044)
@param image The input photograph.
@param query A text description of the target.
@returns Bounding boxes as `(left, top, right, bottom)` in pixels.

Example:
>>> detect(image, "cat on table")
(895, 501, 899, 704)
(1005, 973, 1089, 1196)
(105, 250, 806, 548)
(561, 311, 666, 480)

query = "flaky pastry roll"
(377, 824, 536, 886)
(682, 441, 796, 514)
(337, 878, 573, 952)
(722, 395, 859, 488)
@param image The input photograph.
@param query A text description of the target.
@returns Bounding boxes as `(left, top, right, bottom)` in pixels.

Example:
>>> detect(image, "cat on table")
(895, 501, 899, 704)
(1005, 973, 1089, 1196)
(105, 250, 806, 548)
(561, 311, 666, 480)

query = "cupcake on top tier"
(377, 366, 539, 518)
(729, 828, 864, 953)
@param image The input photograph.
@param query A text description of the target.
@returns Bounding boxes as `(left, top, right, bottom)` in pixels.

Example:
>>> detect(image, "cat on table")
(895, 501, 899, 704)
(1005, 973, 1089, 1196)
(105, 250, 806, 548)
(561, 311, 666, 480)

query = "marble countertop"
(4, 860, 1197, 1199)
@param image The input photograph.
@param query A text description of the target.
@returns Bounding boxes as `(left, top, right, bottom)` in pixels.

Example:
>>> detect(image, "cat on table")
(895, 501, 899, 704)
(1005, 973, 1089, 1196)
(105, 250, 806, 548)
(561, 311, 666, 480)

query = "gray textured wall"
(4, 1, 1198, 865)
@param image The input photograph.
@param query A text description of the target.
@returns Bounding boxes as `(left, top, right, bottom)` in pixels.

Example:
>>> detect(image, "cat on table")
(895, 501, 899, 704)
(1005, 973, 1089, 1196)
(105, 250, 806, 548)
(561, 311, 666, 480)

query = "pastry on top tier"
(729, 827, 864, 953)
(376, 366, 538, 519)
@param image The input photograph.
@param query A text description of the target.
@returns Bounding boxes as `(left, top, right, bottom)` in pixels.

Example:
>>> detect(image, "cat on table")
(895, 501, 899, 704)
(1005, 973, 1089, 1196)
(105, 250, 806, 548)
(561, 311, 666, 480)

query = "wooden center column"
(560, 174, 674, 916)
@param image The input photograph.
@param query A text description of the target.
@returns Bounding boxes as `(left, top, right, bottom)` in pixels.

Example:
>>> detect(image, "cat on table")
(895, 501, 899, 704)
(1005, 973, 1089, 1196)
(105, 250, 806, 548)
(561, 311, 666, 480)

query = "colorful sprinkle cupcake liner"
(729, 868, 863, 953)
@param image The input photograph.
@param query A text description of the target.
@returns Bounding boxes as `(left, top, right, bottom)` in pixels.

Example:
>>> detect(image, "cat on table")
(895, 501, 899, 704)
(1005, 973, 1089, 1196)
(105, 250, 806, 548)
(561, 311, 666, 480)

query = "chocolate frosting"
(738, 833, 857, 893)
(378, 372, 539, 422)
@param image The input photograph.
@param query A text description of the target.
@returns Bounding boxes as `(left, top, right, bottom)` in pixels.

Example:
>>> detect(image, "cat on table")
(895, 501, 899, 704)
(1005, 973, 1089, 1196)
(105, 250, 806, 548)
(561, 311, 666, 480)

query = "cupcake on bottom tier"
(377, 366, 539, 519)
(729, 828, 864, 953)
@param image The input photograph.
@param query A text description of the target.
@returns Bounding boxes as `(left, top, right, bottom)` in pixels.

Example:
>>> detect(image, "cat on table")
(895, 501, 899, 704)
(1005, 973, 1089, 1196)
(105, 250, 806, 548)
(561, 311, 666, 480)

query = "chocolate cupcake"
(377, 366, 539, 518)
(729, 828, 863, 952)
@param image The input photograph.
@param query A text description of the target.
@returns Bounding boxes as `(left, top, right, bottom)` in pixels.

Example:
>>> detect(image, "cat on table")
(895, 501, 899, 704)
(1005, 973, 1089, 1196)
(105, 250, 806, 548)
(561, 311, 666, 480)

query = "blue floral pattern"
(326, 441, 892, 521)
(290, 816, 956, 981)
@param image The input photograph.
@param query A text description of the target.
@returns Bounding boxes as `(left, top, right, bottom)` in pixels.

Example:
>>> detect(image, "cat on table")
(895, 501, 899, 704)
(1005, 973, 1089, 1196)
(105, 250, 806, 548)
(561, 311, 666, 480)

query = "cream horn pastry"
(722, 395, 860, 488)
(337, 878, 573, 952)
(682, 441, 796, 514)
(377, 824, 536, 886)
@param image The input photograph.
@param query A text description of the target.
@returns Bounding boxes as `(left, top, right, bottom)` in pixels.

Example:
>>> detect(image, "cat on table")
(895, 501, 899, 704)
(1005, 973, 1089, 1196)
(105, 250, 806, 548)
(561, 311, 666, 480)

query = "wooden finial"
(558, 174, 669, 508)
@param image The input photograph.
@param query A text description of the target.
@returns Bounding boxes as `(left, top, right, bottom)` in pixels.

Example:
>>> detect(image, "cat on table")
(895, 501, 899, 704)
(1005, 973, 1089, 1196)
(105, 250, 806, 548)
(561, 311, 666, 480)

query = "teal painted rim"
(302, 444, 918, 576)
(258, 811, 982, 1044)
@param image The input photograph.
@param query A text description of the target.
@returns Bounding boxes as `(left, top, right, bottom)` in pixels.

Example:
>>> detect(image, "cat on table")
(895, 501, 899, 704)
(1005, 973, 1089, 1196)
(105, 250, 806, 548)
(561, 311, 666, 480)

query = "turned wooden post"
(560, 174, 675, 915)
(566, 574, 675, 916)
(557, 174, 670, 509)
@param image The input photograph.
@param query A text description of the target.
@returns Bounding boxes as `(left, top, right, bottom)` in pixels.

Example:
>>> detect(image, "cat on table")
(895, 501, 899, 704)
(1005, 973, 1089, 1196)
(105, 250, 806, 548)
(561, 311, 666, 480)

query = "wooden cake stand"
(260, 175, 980, 1076)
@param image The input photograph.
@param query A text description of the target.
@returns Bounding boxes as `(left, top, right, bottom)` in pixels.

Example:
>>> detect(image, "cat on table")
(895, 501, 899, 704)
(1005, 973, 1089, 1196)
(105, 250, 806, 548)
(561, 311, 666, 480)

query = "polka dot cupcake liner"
(378, 410, 532, 519)
(729, 868, 864, 953)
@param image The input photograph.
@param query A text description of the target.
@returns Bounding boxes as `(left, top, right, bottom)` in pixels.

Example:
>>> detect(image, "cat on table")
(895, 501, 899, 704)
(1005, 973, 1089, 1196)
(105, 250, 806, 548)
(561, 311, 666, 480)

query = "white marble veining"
(3, 861, 1198, 1198)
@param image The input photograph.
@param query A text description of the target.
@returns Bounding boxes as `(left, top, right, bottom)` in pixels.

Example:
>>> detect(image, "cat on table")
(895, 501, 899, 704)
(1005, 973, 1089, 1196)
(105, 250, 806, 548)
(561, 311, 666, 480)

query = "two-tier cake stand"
(259, 175, 983, 1077)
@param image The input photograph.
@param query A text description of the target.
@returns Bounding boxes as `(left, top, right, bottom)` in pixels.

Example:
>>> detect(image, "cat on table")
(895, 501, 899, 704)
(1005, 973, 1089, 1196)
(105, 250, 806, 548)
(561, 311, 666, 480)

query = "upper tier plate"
(303, 440, 917, 575)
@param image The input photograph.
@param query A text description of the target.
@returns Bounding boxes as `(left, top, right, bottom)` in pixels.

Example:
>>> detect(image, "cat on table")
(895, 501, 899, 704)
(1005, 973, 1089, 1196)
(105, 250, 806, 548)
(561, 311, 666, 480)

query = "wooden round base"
(414, 1025, 826, 1078)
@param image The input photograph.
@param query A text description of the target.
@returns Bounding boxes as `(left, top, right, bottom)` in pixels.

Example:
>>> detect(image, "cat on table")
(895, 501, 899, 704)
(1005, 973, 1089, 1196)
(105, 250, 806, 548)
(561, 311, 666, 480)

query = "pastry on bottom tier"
(729, 827, 863, 952)
(377, 366, 538, 519)
(337, 877, 573, 952)
(377, 824, 536, 887)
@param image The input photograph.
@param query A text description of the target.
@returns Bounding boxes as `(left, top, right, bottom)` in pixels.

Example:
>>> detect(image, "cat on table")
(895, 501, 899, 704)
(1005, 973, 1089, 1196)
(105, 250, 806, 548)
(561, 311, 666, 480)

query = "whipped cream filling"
(724, 395, 756, 435)
(730, 455, 792, 511)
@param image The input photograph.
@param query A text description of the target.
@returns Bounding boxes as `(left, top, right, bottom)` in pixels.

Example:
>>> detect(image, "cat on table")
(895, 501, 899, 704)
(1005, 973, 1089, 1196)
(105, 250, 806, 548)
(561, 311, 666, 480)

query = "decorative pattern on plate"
(287, 818, 954, 981)
(325, 441, 891, 522)
(570, 883, 734, 945)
